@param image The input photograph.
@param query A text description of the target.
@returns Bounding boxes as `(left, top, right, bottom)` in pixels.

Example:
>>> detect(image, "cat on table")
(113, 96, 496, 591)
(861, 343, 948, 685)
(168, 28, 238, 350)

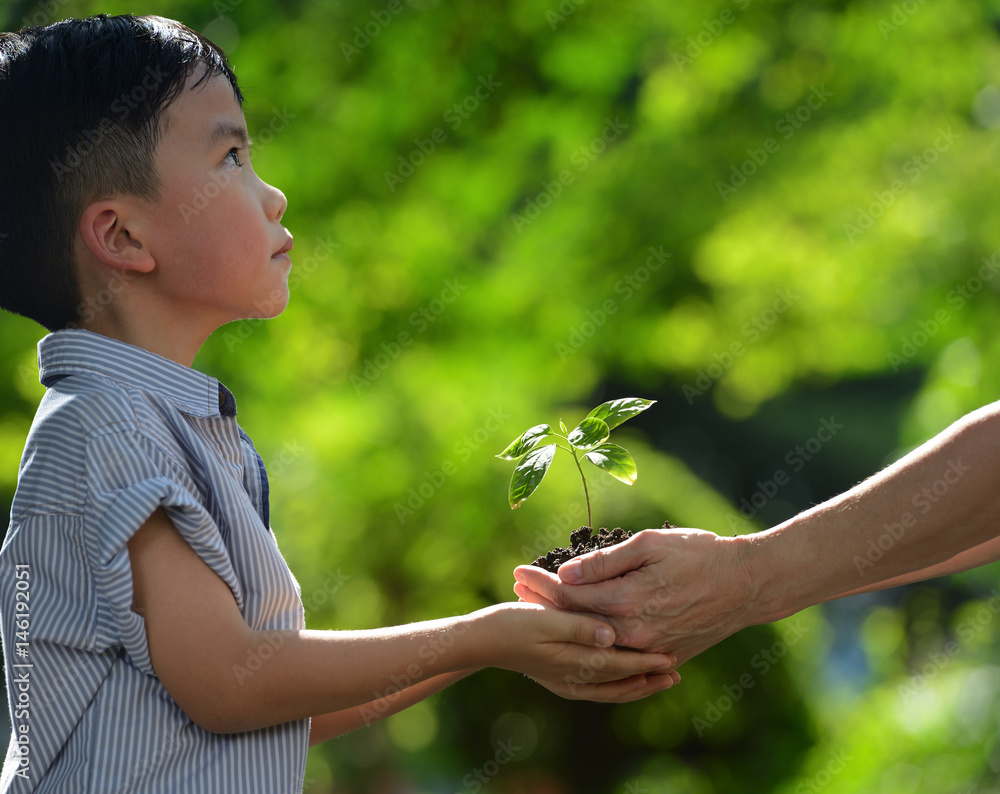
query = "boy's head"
(0, 15, 243, 331)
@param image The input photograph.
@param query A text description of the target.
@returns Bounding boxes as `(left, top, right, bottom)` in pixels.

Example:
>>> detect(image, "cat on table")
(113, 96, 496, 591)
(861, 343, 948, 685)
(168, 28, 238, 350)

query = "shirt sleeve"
(80, 426, 244, 676)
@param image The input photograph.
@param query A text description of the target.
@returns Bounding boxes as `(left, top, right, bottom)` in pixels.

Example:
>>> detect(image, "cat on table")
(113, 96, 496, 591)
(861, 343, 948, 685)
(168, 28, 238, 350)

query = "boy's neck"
(79, 308, 214, 368)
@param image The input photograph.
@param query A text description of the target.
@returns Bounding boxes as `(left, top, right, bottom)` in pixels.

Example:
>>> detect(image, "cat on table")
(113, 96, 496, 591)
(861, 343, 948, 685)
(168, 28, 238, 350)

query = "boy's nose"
(263, 180, 287, 223)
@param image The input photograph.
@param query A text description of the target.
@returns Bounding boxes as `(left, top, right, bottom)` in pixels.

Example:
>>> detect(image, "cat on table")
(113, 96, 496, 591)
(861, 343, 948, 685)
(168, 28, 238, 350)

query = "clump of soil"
(530, 521, 676, 573)
(530, 526, 633, 573)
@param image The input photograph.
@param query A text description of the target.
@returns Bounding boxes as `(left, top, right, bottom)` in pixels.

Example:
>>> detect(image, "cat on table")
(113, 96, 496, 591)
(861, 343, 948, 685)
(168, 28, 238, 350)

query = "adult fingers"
(515, 562, 646, 617)
(557, 529, 665, 585)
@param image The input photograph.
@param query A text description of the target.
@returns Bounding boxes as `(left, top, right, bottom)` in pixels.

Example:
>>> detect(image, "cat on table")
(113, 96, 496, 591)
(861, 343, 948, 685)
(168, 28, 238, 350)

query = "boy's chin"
(245, 289, 290, 320)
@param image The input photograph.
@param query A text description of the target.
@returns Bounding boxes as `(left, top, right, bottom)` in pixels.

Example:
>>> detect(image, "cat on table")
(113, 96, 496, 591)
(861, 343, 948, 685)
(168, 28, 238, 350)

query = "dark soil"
(530, 526, 634, 573)
(530, 522, 676, 573)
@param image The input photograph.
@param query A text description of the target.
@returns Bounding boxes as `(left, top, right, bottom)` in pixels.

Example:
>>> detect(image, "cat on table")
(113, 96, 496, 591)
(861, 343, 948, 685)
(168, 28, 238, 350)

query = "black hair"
(0, 14, 243, 331)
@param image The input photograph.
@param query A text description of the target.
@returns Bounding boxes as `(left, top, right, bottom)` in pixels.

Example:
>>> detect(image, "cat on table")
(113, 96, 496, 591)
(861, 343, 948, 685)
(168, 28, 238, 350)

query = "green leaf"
(496, 424, 551, 460)
(584, 443, 638, 485)
(567, 416, 610, 450)
(586, 398, 656, 431)
(508, 443, 557, 509)
(559, 419, 568, 434)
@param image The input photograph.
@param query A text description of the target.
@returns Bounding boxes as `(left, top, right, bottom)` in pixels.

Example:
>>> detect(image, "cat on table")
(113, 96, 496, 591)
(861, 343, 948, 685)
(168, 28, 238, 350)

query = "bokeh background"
(4, 0, 1000, 790)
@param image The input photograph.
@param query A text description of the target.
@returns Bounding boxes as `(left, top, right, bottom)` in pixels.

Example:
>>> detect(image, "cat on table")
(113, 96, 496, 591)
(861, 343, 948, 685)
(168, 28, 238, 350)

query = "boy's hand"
(471, 602, 676, 686)
(530, 670, 680, 702)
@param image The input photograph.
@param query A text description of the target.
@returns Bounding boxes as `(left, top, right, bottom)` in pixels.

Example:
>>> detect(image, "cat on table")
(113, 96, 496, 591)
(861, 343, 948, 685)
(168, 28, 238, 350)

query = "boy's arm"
(309, 662, 680, 744)
(308, 670, 472, 744)
(128, 508, 676, 735)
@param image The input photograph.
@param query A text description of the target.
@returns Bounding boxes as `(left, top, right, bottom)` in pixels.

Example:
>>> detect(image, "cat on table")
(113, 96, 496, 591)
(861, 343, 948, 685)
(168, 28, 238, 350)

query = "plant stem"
(570, 447, 592, 528)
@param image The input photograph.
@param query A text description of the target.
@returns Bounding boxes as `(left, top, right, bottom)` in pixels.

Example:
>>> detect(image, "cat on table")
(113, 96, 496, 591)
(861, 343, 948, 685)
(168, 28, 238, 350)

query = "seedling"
(495, 398, 655, 529)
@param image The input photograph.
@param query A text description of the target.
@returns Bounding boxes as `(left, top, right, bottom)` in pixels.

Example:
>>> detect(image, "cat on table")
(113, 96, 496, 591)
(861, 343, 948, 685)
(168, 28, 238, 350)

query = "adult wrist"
(728, 527, 803, 625)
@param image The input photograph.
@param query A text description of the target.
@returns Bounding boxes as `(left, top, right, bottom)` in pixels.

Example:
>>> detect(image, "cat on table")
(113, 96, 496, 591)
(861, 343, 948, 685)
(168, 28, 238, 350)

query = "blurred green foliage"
(4, 0, 1000, 790)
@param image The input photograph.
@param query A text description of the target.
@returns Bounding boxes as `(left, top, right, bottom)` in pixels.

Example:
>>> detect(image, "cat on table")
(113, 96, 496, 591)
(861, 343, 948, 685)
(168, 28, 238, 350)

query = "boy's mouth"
(272, 233, 294, 259)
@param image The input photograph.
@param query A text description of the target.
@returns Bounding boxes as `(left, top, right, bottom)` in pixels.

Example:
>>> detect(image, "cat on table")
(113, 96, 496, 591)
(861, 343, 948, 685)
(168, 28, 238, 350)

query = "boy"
(0, 15, 677, 792)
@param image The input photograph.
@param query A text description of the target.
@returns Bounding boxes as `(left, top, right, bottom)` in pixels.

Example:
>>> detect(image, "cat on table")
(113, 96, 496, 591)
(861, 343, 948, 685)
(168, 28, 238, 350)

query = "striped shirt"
(0, 329, 309, 792)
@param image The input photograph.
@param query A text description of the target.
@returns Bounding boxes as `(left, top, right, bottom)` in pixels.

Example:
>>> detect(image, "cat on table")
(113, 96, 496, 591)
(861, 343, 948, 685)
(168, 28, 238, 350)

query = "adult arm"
(514, 401, 1000, 663)
(127, 508, 677, 735)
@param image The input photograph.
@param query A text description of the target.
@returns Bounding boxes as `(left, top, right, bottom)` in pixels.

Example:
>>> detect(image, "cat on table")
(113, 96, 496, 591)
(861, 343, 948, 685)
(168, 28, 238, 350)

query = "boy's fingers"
(568, 614, 616, 647)
(513, 565, 561, 592)
(512, 581, 558, 609)
(566, 647, 676, 683)
(537, 670, 680, 702)
(514, 565, 581, 610)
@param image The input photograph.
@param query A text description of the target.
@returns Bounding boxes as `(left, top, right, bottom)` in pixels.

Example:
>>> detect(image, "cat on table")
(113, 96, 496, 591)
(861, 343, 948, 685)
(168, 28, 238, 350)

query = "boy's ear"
(78, 200, 156, 274)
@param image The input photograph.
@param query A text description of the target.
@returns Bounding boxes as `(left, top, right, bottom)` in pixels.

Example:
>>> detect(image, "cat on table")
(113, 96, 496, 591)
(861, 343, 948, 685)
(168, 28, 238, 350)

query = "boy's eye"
(225, 148, 243, 167)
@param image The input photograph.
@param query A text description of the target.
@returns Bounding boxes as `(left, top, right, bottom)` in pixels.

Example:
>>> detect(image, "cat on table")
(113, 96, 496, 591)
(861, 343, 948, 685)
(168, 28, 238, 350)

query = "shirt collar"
(37, 328, 236, 419)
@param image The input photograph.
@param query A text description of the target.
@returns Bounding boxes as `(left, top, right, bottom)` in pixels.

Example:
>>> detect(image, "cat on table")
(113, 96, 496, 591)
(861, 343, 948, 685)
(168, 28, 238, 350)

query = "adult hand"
(513, 528, 756, 665)
(519, 405, 1000, 668)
